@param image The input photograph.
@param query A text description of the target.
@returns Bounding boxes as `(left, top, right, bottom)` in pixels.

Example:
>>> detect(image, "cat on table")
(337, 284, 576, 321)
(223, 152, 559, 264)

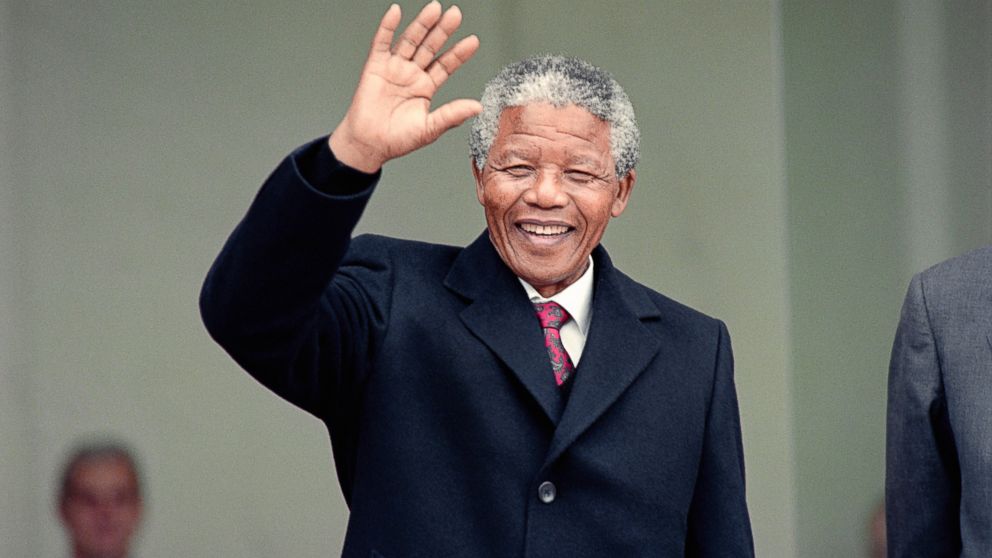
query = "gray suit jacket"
(886, 245, 992, 557)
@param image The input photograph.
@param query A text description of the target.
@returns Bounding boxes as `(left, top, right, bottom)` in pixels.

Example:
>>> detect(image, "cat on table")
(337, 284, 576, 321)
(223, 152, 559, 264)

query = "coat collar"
(543, 250, 663, 467)
(445, 232, 566, 424)
(444, 232, 663, 456)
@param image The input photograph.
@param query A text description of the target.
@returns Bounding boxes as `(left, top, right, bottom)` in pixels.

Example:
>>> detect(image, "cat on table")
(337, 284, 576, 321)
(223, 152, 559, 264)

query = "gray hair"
(469, 54, 640, 179)
(59, 440, 142, 503)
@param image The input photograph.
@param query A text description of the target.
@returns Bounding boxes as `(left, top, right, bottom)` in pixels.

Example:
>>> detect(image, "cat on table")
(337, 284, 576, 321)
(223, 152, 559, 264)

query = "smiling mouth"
(518, 223, 573, 236)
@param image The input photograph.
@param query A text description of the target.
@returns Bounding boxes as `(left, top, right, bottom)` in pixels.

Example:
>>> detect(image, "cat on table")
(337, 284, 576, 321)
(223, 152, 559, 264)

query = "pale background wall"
(0, 1, 988, 557)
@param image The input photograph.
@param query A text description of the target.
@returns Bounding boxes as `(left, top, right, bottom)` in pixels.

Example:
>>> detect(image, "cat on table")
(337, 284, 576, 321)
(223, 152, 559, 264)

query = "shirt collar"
(518, 256, 594, 335)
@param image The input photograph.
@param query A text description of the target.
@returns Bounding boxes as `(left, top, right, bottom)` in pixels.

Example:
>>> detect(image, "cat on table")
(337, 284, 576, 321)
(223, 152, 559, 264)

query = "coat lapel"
(543, 247, 662, 467)
(445, 233, 565, 425)
(444, 235, 662, 448)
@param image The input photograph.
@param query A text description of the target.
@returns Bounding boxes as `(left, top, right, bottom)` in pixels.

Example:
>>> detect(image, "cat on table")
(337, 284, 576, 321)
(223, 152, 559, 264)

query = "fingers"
(392, 1, 443, 59)
(427, 98, 484, 139)
(370, 4, 402, 55)
(427, 34, 479, 89)
(411, 5, 463, 68)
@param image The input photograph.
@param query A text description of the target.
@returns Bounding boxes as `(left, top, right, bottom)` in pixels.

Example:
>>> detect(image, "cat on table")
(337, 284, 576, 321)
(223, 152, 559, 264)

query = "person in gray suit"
(886, 244, 992, 557)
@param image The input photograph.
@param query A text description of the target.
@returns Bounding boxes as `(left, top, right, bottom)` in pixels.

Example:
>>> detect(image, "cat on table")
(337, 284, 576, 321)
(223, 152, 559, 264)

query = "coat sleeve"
(199, 139, 392, 421)
(685, 321, 755, 557)
(886, 274, 961, 556)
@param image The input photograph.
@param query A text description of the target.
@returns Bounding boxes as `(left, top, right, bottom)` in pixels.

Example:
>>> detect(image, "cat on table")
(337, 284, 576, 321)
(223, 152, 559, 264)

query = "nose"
(93, 498, 117, 518)
(523, 170, 568, 208)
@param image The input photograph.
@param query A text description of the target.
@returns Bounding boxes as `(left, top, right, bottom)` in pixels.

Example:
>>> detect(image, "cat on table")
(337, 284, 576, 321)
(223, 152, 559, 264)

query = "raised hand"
(329, 2, 482, 173)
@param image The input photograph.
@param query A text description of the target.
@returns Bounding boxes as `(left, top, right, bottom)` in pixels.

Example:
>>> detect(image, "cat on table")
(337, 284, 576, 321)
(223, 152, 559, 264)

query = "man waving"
(201, 3, 753, 556)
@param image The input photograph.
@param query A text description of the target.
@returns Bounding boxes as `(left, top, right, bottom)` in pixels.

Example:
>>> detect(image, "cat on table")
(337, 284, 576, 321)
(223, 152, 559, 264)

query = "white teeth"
(520, 223, 569, 236)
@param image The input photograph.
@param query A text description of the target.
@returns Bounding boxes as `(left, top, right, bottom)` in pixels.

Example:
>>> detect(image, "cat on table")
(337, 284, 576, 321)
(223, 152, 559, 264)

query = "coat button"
(538, 481, 557, 504)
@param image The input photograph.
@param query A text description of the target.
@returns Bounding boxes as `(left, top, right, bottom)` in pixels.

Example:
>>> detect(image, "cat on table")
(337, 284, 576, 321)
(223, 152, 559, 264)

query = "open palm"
(330, 2, 482, 173)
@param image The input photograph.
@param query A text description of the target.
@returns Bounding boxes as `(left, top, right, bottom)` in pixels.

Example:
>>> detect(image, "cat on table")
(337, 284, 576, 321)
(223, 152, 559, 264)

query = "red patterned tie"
(533, 301, 575, 386)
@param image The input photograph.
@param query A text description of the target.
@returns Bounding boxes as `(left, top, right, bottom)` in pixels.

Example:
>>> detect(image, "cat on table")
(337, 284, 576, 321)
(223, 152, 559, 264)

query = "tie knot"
(534, 301, 571, 330)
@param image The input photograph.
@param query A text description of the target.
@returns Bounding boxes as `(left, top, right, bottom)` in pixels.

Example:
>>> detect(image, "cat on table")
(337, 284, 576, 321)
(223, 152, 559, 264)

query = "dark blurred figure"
(58, 442, 143, 558)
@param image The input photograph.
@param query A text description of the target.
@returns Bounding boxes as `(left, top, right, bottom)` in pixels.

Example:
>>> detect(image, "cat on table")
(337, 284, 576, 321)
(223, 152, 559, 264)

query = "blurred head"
(469, 56, 639, 296)
(58, 443, 142, 558)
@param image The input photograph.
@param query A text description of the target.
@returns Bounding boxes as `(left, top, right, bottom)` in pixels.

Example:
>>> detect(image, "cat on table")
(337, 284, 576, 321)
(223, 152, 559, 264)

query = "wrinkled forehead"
(493, 102, 612, 149)
(498, 99, 604, 121)
(489, 102, 614, 167)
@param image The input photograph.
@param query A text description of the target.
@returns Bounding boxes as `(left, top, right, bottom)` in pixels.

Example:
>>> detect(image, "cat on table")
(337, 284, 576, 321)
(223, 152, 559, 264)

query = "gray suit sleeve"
(885, 274, 961, 557)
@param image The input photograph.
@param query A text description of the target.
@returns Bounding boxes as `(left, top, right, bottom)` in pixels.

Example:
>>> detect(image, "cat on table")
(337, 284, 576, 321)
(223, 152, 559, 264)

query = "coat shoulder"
(346, 234, 463, 272)
(610, 267, 725, 339)
(904, 245, 992, 344)
(349, 233, 461, 258)
(917, 244, 992, 301)
(921, 244, 992, 278)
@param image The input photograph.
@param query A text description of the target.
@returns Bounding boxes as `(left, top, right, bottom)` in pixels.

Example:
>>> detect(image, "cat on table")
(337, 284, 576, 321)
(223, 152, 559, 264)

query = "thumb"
(426, 99, 483, 141)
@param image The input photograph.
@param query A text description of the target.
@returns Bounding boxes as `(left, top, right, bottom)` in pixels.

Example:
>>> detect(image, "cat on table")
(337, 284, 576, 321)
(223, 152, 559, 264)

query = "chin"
(518, 267, 574, 290)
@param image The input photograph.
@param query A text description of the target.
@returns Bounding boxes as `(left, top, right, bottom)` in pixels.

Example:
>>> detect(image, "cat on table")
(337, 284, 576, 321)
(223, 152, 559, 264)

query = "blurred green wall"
(1, 1, 988, 557)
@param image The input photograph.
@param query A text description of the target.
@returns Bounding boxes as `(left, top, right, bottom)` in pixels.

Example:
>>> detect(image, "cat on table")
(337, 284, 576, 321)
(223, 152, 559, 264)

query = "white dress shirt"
(519, 257, 594, 365)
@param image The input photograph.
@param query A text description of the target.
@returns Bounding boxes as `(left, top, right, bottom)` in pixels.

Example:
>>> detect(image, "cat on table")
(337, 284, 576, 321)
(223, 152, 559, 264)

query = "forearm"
(199, 138, 379, 412)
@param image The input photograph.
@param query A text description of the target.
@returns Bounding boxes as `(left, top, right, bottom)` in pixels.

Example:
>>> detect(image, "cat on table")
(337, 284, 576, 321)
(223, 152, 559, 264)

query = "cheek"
(576, 195, 616, 229)
(113, 504, 138, 519)
(480, 183, 517, 217)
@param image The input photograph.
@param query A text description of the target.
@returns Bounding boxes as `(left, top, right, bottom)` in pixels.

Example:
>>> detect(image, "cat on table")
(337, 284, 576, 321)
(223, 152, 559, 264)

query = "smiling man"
(201, 2, 752, 556)
(472, 101, 634, 298)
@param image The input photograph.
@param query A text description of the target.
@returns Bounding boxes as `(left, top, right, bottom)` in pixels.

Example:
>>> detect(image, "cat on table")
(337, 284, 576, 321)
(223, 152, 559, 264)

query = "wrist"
(328, 126, 384, 173)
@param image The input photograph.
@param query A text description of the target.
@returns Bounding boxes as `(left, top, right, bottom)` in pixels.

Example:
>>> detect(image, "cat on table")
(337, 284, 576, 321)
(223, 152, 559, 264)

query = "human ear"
(611, 169, 636, 217)
(471, 158, 486, 206)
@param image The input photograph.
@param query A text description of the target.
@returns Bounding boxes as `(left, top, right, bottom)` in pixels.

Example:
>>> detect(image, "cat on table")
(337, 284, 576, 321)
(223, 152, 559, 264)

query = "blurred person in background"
(887, 245, 992, 556)
(58, 441, 143, 558)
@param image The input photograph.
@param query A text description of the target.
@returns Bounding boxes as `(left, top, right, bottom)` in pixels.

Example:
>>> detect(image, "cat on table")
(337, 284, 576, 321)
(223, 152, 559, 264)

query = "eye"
(564, 170, 597, 184)
(502, 165, 534, 177)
